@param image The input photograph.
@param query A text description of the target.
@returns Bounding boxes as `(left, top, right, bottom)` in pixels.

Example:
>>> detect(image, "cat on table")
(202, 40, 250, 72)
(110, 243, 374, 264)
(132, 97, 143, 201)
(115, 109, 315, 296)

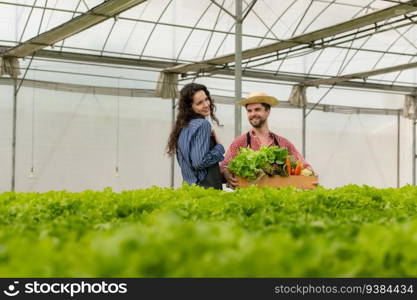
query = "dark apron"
(198, 136, 223, 190)
(246, 132, 279, 147)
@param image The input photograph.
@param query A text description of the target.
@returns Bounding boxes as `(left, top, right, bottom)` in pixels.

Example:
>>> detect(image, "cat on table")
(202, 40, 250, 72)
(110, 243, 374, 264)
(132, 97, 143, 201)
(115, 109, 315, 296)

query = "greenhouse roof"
(0, 0, 416, 90)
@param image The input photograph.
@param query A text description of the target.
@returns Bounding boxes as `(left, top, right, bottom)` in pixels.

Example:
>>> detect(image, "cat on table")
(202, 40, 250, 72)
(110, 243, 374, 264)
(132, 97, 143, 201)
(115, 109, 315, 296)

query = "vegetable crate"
(236, 175, 319, 190)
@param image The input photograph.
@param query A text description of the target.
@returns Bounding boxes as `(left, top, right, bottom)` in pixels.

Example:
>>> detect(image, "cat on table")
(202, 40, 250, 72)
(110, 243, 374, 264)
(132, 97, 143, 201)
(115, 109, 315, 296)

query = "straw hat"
(239, 92, 279, 107)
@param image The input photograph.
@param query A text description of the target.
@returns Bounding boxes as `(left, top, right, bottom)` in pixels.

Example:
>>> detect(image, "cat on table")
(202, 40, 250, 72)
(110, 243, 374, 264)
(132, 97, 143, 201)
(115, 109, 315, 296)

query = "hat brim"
(239, 95, 279, 107)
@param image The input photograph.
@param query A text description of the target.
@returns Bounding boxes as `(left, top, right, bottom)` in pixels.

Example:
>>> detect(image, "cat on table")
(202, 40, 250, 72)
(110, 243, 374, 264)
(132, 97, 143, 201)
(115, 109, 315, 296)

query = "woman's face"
(191, 90, 211, 117)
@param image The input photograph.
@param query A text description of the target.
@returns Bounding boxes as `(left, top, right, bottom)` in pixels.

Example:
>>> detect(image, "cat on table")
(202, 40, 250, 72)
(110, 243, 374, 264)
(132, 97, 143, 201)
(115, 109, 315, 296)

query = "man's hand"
(223, 168, 238, 189)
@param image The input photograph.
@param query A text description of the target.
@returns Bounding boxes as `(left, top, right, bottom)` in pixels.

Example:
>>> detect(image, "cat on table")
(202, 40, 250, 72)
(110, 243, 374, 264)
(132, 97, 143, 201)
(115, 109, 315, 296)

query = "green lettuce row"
(0, 184, 417, 277)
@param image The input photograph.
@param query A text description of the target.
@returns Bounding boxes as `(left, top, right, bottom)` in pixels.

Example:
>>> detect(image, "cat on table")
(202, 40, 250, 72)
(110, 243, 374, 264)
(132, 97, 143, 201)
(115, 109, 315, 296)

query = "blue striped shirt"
(176, 118, 225, 185)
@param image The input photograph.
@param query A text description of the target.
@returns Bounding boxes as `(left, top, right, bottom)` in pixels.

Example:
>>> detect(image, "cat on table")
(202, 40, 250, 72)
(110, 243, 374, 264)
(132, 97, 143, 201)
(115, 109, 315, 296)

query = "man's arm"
(220, 136, 246, 188)
(278, 136, 313, 171)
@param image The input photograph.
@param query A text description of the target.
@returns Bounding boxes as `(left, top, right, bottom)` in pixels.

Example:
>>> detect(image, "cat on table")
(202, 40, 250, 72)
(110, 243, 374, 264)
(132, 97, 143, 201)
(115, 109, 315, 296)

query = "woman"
(167, 83, 224, 189)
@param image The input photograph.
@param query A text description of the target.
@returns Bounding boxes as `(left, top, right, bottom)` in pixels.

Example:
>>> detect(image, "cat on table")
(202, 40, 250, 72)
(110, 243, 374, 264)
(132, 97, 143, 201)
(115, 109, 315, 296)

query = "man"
(220, 92, 313, 188)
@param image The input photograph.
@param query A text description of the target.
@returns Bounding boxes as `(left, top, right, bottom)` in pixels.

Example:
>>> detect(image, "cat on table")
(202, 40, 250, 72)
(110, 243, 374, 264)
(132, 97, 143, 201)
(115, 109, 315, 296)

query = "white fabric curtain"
(0, 57, 21, 78)
(156, 72, 178, 99)
(288, 85, 307, 107)
(403, 94, 417, 119)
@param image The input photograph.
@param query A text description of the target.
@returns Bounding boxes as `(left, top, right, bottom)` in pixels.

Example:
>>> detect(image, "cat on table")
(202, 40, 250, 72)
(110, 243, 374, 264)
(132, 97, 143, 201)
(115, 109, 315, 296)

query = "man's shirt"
(177, 118, 225, 185)
(220, 128, 312, 174)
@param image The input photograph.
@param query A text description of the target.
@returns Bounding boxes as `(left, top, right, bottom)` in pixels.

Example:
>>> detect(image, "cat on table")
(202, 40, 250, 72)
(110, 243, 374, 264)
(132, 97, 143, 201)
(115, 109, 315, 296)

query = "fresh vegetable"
(294, 161, 302, 175)
(301, 168, 314, 176)
(228, 146, 289, 180)
(286, 156, 291, 175)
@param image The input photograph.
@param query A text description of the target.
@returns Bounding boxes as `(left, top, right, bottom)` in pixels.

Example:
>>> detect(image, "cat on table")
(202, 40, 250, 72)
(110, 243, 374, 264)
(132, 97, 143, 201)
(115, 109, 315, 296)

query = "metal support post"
(413, 119, 416, 186)
(170, 97, 176, 188)
(302, 106, 306, 157)
(397, 111, 400, 188)
(234, 0, 242, 138)
(11, 79, 17, 192)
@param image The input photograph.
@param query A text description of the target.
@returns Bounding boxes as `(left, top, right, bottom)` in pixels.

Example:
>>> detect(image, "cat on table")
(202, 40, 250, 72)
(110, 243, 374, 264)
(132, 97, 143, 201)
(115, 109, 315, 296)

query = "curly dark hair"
(166, 83, 220, 156)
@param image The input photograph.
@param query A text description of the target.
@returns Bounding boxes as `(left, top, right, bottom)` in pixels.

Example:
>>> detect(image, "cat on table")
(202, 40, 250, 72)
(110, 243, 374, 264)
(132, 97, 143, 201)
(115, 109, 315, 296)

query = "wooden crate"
(236, 175, 319, 190)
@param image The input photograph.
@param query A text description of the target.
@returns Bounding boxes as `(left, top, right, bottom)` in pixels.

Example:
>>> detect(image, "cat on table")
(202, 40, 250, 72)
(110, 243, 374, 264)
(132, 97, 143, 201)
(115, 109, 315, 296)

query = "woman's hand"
(212, 129, 221, 145)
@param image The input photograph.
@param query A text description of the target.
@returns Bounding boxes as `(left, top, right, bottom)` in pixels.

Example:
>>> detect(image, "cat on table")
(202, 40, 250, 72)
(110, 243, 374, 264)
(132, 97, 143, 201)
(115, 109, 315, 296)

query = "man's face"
(246, 103, 269, 128)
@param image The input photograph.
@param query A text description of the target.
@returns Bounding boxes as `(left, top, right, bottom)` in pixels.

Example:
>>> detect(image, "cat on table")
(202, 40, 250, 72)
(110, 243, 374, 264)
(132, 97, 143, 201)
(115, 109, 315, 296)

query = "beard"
(249, 117, 266, 128)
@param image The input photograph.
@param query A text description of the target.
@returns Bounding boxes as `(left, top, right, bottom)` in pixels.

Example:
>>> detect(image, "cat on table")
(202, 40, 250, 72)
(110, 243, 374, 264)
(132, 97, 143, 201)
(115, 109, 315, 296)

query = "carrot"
(286, 156, 291, 176)
(294, 161, 302, 175)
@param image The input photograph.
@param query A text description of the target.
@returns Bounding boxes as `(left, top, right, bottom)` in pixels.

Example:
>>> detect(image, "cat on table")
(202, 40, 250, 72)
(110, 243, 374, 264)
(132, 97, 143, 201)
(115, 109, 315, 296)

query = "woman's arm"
(190, 121, 225, 170)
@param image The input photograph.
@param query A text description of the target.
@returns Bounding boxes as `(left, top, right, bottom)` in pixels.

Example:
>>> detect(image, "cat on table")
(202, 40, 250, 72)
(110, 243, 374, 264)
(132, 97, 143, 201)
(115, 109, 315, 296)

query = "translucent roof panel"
(0, 0, 416, 87)
(0, 0, 104, 42)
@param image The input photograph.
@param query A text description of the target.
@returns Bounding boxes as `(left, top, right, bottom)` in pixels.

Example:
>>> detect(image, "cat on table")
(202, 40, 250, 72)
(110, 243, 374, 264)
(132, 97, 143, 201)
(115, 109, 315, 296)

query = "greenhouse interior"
(0, 0, 416, 192)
